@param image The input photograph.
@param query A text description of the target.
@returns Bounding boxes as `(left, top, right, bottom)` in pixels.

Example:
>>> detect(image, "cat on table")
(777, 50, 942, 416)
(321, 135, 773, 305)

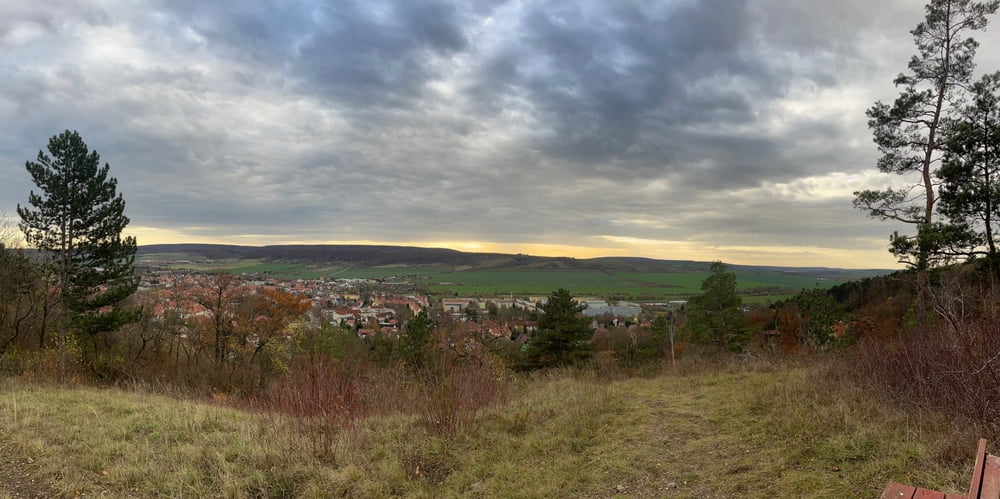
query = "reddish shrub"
(851, 315, 1000, 436)
(257, 357, 365, 421)
(418, 360, 509, 434)
(248, 353, 510, 455)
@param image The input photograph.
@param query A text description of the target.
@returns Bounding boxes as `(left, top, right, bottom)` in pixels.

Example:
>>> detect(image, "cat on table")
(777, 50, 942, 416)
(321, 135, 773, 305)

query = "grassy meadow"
(0, 358, 974, 498)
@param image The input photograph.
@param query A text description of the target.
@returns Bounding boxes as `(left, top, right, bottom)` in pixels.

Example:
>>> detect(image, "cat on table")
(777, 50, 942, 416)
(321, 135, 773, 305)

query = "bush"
(852, 316, 1000, 437)
(249, 350, 511, 453)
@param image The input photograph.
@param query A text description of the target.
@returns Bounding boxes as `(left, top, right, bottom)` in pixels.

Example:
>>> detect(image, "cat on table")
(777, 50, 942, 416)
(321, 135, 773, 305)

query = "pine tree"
(17, 130, 138, 378)
(521, 288, 593, 369)
(854, 0, 998, 270)
(937, 72, 1000, 262)
(400, 309, 434, 368)
(686, 262, 744, 351)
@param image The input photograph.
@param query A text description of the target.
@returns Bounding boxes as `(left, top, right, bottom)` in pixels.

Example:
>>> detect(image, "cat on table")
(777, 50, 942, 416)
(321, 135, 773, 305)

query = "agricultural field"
(139, 246, 889, 301)
(330, 265, 454, 279)
(427, 269, 841, 301)
(228, 261, 335, 279)
(428, 270, 642, 296)
(732, 270, 833, 291)
(140, 255, 453, 281)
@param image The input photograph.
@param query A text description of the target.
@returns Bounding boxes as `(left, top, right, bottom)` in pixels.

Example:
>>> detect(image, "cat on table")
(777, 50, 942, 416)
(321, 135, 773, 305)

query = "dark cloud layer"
(2, 0, 997, 267)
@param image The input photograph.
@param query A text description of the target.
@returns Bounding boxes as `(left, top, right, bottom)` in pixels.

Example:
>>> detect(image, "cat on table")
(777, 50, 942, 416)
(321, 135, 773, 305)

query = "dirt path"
(600, 371, 803, 498)
(615, 379, 746, 497)
(0, 440, 58, 498)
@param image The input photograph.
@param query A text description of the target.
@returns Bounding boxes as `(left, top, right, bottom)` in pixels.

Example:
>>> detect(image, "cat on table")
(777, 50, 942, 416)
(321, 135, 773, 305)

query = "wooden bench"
(882, 439, 1000, 499)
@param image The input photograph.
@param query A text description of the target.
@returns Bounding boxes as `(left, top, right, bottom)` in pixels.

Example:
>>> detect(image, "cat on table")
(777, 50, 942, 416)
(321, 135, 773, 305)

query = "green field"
(141, 254, 871, 301)
(330, 265, 454, 279)
(733, 270, 832, 290)
(141, 257, 454, 281)
(429, 270, 638, 296)
(427, 269, 833, 300)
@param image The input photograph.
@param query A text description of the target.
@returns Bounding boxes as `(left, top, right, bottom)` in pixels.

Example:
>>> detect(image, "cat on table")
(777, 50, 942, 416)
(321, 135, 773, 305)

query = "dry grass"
(642, 360, 970, 497)
(0, 357, 979, 497)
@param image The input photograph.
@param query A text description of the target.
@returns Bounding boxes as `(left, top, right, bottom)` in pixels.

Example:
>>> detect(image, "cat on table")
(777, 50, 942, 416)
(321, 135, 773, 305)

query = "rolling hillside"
(138, 243, 891, 280)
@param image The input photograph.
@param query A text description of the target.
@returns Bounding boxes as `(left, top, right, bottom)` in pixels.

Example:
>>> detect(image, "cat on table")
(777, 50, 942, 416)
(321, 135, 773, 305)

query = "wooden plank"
(979, 454, 1000, 498)
(969, 439, 989, 498)
(880, 483, 961, 499)
(882, 482, 917, 499)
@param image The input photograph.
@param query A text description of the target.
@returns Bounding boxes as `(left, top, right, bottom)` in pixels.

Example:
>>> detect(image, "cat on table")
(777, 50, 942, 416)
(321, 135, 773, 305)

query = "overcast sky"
(3, 0, 1000, 269)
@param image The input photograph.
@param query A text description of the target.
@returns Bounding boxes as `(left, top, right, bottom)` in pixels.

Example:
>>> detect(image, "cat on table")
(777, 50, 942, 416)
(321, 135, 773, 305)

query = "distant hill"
(140, 243, 478, 265)
(137, 243, 892, 280)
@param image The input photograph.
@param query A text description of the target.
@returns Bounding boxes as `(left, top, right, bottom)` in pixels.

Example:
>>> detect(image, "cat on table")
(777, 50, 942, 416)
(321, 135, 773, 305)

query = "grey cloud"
(149, 0, 311, 63)
(0, 1, 111, 43)
(2, 0, 990, 267)
(465, 0, 809, 190)
(146, 0, 485, 108)
(290, 0, 473, 107)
